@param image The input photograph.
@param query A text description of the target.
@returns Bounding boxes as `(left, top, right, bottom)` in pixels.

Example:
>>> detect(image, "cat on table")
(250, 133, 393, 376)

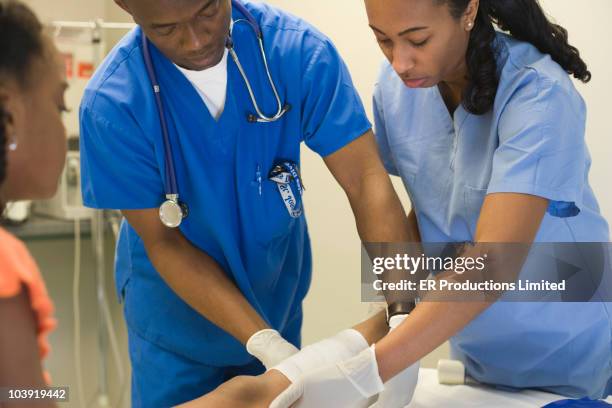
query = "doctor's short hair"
(0, 0, 44, 187)
(441, 0, 591, 115)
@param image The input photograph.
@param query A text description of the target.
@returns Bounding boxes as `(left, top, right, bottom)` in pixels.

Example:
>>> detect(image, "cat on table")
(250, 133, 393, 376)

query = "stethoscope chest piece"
(159, 196, 188, 228)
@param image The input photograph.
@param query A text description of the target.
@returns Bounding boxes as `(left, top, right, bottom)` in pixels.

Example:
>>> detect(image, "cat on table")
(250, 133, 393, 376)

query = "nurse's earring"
(466, 21, 474, 31)
(7, 133, 18, 151)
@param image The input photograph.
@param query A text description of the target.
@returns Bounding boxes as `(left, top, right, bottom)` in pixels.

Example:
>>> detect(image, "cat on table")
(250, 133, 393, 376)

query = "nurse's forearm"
(374, 257, 499, 382)
(374, 193, 549, 382)
(375, 300, 490, 382)
(148, 236, 268, 344)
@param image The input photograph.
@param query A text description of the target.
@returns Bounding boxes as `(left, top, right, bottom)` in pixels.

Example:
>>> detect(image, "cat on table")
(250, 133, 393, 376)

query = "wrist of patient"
(263, 369, 292, 392)
(272, 328, 368, 383)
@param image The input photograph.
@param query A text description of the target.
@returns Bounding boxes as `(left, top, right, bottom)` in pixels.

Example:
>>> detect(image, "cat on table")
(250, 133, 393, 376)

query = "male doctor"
(79, 0, 413, 406)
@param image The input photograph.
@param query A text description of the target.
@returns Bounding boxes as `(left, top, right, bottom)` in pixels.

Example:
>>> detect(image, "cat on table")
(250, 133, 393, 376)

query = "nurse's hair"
(0, 0, 44, 188)
(443, 0, 591, 115)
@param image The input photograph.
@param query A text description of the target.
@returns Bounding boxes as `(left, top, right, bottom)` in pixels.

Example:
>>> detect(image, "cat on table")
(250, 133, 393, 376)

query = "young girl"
(0, 0, 68, 401)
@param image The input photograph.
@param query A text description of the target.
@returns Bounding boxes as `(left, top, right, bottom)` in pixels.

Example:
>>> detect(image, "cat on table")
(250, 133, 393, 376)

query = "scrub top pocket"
(251, 176, 298, 247)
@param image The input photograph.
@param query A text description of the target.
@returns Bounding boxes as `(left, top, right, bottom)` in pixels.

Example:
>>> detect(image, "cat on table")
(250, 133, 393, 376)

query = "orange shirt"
(0, 227, 57, 381)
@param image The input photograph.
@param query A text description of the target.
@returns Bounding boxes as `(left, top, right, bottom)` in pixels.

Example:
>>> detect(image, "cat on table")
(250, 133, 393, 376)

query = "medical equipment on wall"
(31, 24, 98, 222)
(34, 145, 94, 221)
(2, 201, 32, 223)
(142, 0, 291, 229)
(49, 18, 135, 408)
(52, 21, 101, 138)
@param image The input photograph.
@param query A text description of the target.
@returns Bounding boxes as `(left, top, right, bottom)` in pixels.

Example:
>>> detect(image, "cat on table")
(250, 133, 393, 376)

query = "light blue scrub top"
(79, 1, 370, 367)
(374, 32, 612, 398)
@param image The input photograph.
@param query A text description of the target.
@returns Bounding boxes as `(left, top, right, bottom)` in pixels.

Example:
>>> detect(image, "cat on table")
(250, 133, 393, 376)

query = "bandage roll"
(437, 359, 466, 385)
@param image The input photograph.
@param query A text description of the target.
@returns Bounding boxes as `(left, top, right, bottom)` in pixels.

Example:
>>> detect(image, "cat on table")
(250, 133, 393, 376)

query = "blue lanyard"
(268, 161, 304, 218)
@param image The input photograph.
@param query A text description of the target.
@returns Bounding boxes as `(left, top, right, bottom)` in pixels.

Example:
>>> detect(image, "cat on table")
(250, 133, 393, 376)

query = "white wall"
(22, 0, 105, 22)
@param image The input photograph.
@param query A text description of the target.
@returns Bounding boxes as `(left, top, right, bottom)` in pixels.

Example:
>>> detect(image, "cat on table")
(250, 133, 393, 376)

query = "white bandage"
(271, 345, 385, 408)
(388, 314, 407, 330)
(370, 314, 420, 408)
(272, 328, 368, 383)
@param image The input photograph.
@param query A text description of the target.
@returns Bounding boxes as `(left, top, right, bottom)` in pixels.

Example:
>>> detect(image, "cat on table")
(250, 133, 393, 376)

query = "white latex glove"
(272, 328, 368, 383)
(369, 315, 419, 408)
(246, 329, 299, 369)
(270, 345, 384, 408)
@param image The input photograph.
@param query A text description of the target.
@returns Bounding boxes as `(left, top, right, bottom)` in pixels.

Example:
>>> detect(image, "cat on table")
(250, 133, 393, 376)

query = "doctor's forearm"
(148, 238, 268, 344)
(407, 209, 421, 243)
(325, 132, 411, 242)
(349, 174, 419, 307)
(349, 171, 411, 242)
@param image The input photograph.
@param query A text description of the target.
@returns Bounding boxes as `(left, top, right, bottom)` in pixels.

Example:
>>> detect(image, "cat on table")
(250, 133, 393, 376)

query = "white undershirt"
(175, 48, 229, 120)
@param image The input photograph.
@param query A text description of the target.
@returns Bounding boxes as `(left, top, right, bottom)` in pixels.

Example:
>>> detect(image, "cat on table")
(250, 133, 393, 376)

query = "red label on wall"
(77, 62, 94, 79)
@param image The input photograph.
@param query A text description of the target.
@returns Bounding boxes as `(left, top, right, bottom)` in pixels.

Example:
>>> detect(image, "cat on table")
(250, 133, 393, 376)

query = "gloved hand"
(272, 328, 369, 383)
(270, 345, 384, 408)
(246, 329, 299, 369)
(369, 314, 419, 408)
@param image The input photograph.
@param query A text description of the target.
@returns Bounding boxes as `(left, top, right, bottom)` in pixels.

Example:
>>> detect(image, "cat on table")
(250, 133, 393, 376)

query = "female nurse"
(364, 0, 612, 401)
(215, 0, 612, 406)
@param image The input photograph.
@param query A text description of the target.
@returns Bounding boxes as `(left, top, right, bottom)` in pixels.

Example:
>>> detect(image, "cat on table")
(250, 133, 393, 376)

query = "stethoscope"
(141, 0, 292, 228)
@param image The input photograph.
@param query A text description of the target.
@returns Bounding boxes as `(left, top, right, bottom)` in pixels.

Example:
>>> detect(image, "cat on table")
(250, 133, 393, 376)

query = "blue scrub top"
(79, 1, 371, 367)
(374, 32, 612, 398)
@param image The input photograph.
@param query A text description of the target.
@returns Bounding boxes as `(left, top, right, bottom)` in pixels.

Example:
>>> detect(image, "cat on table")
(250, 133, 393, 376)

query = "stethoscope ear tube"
(228, 4, 291, 124)
(142, 36, 179, 197)
(247, 104, 291, 123)
(142, 35, 187, 228)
